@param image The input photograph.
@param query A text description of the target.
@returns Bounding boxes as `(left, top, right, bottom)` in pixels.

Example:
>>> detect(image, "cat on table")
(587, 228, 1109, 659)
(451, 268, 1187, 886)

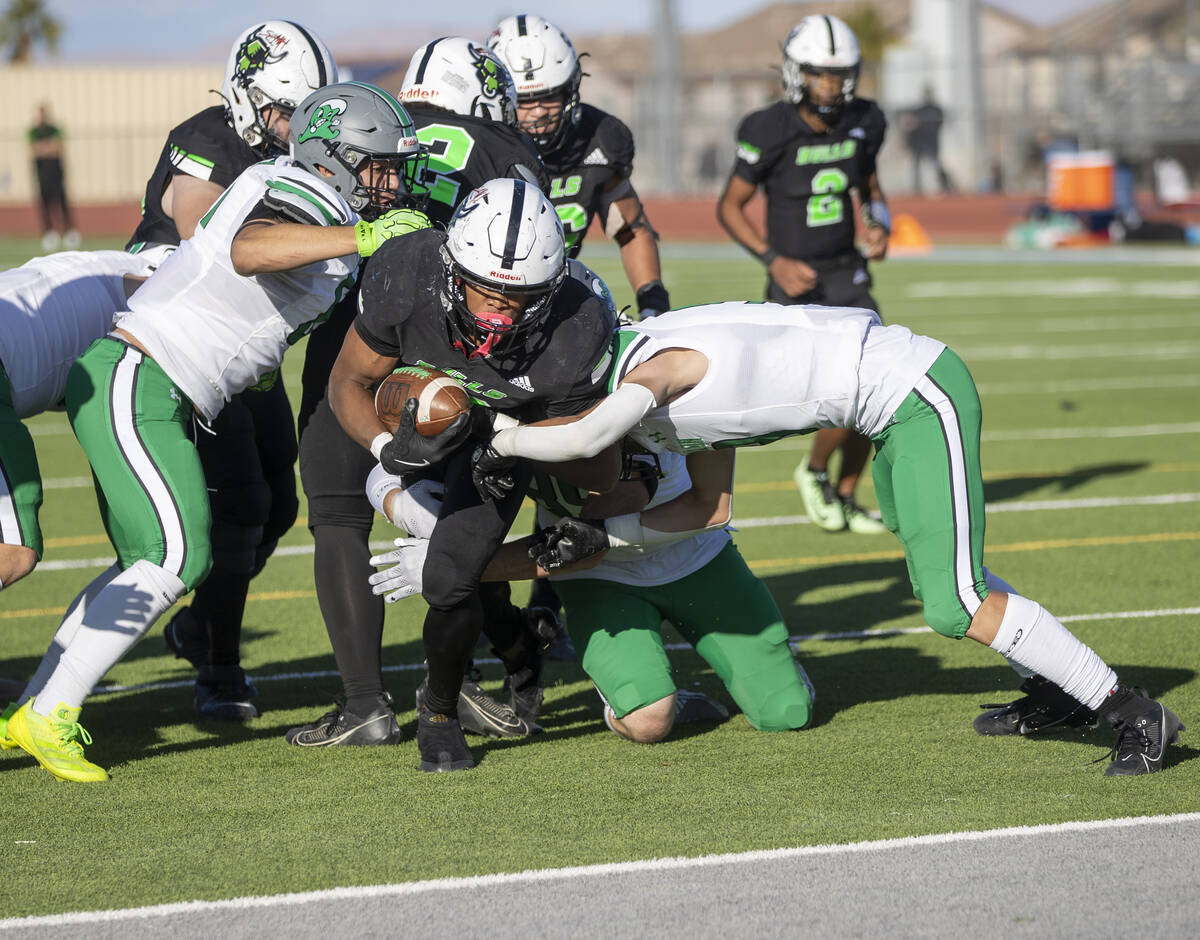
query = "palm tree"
(0, 0, 62, 63)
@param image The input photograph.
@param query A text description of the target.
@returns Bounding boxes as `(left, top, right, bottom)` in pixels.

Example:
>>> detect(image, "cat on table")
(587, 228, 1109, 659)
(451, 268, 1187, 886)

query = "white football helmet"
(400, 37, 518, 125)
(487, 14, 582, 152)
(441, 177, 566, 357)
(222, 21, 338, 154)
(782, 14, 860, 122)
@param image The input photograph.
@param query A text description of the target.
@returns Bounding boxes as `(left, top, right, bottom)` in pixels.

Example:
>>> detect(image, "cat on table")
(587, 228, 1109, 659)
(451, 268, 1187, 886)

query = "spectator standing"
(27, 103, 78, 252)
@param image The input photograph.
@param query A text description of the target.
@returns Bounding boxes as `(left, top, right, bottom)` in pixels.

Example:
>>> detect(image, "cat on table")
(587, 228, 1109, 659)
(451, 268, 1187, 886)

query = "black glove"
(528, 517, 609, 570)
(635, 280, 671, 319)
(379, 398, 470, 474)
(471, 440, 518, 501)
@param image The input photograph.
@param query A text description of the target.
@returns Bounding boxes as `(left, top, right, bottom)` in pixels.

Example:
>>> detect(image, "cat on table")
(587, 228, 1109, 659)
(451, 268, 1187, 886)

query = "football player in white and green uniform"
(481, 302, 1185, 777)
(5, 82, 430, 783)
(0, 250, 162, 594)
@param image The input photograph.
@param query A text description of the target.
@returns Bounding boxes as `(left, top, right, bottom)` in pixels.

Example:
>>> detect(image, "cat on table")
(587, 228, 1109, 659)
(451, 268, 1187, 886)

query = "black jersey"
(354, 229, 614, 422)
(733, 98, 886, 262)
(407, 105, 548, 229)
(539, 103, 635, 257)
(126, 106, 260, 251)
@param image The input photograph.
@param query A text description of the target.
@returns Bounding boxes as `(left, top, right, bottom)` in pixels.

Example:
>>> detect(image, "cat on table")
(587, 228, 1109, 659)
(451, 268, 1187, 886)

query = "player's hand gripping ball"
(375, 366, 471, 436)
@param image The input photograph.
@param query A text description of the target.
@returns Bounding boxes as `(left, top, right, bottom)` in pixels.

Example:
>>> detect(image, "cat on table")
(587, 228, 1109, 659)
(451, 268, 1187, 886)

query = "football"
(374, 366, 471, 436)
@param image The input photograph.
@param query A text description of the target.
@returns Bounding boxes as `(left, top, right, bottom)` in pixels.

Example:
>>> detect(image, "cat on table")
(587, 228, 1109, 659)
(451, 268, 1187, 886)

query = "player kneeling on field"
(363, 262, 815, 742)
(5, 82, 430, 782)
(477, 302, 1185, 777)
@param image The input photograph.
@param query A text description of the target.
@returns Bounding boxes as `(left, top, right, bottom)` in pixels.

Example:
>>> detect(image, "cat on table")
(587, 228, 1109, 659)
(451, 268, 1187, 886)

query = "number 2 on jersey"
(807, 168, 848, 227)
(414, 124, 476, 209)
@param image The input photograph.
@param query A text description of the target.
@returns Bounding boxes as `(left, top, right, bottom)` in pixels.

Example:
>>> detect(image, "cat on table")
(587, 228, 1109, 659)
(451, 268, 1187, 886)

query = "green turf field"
(1, 240, 1197, 916)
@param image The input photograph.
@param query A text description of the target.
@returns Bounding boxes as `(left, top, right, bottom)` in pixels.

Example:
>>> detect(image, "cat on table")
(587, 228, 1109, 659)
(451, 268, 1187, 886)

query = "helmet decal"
(473, 47, 508, 99)
(297, 99, 347, 143)
(233, 27, 289, 89)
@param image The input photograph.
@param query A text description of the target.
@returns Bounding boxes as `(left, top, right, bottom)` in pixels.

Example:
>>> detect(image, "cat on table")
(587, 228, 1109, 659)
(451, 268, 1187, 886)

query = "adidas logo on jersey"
(582, 147, 609, 166)
(510, 375, 534, 392)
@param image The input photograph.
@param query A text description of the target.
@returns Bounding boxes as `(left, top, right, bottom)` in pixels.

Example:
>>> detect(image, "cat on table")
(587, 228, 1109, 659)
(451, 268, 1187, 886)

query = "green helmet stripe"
(344, 80, 413, 133)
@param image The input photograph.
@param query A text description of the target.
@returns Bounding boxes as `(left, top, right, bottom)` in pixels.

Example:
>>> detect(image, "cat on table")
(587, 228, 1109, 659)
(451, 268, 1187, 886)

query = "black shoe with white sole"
(1103, 701, 1184, 776)
(285, 694, 402, 747)
(974, 675, 1099, 736)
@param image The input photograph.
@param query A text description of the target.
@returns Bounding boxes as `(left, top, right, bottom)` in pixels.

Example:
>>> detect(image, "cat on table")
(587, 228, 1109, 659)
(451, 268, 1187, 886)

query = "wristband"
(865, 200, 891, 234)
(758, 248, 778, 267)
(369, 431, 392, 461)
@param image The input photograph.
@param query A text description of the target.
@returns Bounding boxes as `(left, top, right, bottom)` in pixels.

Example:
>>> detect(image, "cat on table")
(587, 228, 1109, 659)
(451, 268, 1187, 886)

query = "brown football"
(374, 366, 471, 436)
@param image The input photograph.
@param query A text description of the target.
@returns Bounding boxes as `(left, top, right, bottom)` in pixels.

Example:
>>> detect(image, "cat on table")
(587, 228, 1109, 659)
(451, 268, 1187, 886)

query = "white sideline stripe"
(974, 374, 1200, 395)
(906, 277, 1200, 298)
(732, 491, 1200, 529)
(87, 606, 1200, 697)
(31, 492, 1200, 573)
(4, 813, 1198, 930)
(954, 341, 1200, 361)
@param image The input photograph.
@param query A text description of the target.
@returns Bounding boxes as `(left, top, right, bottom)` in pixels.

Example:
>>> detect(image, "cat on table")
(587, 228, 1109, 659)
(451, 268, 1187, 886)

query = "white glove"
(365, 466, 444, 539)
(368, 536, 429, 603)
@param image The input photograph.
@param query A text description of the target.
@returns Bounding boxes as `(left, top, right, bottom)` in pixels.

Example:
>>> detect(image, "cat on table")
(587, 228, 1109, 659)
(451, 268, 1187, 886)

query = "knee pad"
(923, 597, 972, 639)
(421, 554, 476, 610)
(209, 520, 265, 576)
(208, 478, 272, 530)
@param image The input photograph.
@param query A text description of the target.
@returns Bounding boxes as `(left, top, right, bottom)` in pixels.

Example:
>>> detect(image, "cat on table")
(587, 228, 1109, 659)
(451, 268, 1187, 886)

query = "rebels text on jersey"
(733, 98, 886, 261)
(126, 106, 260, 250)
(354, 229, 614, 421)
(406, 104, 548, 229)
(539, 103, 635, 257)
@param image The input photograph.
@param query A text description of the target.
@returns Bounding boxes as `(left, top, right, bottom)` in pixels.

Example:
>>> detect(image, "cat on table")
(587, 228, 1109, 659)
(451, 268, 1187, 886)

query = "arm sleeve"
(491, 383, 657, 461)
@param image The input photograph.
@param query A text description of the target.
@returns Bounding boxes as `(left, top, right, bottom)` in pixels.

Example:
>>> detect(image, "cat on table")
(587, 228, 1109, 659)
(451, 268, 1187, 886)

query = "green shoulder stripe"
(607, 327, 647, 394)
(266, 179, 342, 225)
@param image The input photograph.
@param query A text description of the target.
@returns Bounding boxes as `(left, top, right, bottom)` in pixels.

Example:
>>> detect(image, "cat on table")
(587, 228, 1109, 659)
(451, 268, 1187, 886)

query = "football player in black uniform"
(325, 178, 618, 772)
(289, 41, 552, 747)
(488, 14, 671, 320)
(717, 14, 890, 537)
(132, 21, 338, 720)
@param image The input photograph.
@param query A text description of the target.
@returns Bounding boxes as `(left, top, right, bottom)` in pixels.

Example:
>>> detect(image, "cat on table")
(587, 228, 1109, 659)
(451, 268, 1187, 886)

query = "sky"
(40, 0, 1107, 64)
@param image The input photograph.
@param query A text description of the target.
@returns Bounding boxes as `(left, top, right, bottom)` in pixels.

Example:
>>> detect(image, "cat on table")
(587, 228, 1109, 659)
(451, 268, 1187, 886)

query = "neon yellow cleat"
(7, 699, 109, 782)
(0, 701, 18, 750)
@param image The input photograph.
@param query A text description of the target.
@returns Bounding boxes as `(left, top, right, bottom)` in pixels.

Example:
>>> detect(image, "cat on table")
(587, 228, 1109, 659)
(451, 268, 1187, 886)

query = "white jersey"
(610, 302, 946, 452)
(536, 451, 730, 588)
(116, 156, 359, 421)
(0, 250, 154, 418)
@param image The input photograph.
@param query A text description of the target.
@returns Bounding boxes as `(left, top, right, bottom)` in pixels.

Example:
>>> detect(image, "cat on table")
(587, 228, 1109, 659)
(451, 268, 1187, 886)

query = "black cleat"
(163, 606, 208, 671)
(194, 667, 258, 721)
(974, 675, 1099, 736)
(417, 706, 475, 772)
(673, 689, 729, 723)
(285, 694, 403, 747)
(418, 676, 533, 738)
(1103, 701, 1185, 776)
(503, 667, 544, 729)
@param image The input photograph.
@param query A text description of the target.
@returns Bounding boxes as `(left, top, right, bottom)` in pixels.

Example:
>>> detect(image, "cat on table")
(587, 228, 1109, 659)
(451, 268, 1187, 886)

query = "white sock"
(34, 560, 185, 715)
(983, 568, 1035, 680)
(20, 564, 122, 707)
(988, 593, 1117, 711)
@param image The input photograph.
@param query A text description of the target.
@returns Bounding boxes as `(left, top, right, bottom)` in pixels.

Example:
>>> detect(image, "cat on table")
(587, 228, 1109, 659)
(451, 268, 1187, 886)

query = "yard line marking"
(735, 492, 1200, 523)
(21, 495, 1200, 584)
(955, 341, 1200, 361)
(55, 605, 1200, 697)
(974, 374, 1200, 395)
(906, 277, 1200, 298)
(3, 813, 1197, 930)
